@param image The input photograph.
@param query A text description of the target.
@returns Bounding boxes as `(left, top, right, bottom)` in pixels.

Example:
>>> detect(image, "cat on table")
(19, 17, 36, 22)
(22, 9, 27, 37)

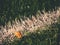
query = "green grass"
(6, 27, 58, 45)
(10, 30, 57, 45)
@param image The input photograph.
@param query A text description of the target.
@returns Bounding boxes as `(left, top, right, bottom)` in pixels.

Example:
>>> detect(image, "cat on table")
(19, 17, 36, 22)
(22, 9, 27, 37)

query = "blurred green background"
(0, 0, 60, 26)
(0, 0, 60, 45)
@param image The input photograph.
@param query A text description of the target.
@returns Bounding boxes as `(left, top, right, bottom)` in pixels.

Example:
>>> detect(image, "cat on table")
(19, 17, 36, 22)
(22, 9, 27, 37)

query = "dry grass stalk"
(0, 8, 60, 44)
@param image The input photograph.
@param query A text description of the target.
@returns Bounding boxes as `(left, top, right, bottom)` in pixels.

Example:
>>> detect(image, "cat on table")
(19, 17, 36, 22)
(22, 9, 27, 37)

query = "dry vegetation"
(0, 8, 60, 44)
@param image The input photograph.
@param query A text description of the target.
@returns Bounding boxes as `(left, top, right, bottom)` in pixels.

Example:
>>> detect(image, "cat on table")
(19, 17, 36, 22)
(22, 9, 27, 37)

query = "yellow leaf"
(14, 31, 22, 38)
